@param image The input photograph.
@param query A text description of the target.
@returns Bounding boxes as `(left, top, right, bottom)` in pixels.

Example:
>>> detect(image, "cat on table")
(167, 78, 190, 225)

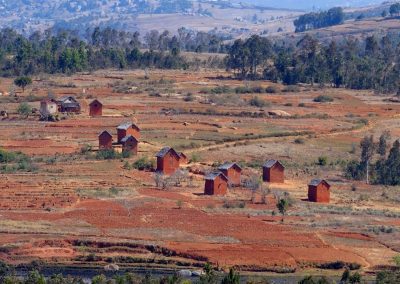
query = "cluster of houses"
(153, 147, 331, 203)
(40, 97, 102, 118)
(99, 122, 140, 155)
(73, 97, 331, 204)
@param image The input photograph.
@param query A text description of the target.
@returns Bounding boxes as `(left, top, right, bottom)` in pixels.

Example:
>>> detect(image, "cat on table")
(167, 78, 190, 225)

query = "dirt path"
(186, 111, 399, 154)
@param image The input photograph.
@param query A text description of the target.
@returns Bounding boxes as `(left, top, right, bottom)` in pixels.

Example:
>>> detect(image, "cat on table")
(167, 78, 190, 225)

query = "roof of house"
(218, 162, 242, 171)
(121, 135, 138, 143)
(57, 96, 80, 107)
(99, 130, 112, 137)
(309, 179, 330, 187)
(156, 147, 180, 158)
(263, 159, 284, 169)
(89, 99, 103, 106)
(59, 96, 78, 103)
(117, 122, 140, 131)
(205, 171, 228, 181)
(179, 152, 187, 158)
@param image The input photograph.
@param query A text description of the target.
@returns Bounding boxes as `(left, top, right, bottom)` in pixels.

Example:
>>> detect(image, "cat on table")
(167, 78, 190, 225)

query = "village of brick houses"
(42, 96, 331, 203)
(1, 68, 400, 283)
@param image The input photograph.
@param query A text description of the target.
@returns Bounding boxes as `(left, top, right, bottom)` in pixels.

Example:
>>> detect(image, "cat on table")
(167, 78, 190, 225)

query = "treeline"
(226, 34, 400, 94)
(294, 7, 344, 32)
(0, 27, 227, 76)
(345, 133, 400, 186)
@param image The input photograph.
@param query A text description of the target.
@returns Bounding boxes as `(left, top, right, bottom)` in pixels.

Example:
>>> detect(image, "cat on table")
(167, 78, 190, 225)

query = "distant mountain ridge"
(237, 0, 388, 10)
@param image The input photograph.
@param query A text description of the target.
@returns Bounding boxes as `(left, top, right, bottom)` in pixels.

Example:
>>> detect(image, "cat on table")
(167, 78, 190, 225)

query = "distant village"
(40, 96, 332, 204)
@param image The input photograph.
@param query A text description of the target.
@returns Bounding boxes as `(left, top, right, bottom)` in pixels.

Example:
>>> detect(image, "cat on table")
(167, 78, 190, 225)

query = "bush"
(344, 160, 366, 180)
(96, 149, 120, 160)
(202, 86, 232, 94)
(80, 144, 92, 154)
(318, 156, 328, 166)
(265, 86, 278, 93)
(17, 102, 32, 117)
(190, 153, 200, 163)
(294, 138, 305, 144)
(282, 85, 300, 92)
(314, 95, 334, 103)
(298, 103, 306, 107)
(133, 157, 154, 171)
(249, 96, 267, 107)
(235, 85, 264, 94)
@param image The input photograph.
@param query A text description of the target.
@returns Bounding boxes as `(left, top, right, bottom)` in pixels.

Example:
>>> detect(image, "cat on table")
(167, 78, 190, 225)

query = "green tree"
(92, 274, 107, 284)
(276, 198, 290, 222)
(24, 270, 46, 284)
(199, 263, 217, 284)
(360, 135, 376, 184)
(393, 255, 400, 266)
(14, 76, 32, 93)
(221, 268, 240, 284)
(348, 272, 361, 284)
(377, 131, 391, 157)
(17, 102, 32, 118)
(390, 3, 400, 17)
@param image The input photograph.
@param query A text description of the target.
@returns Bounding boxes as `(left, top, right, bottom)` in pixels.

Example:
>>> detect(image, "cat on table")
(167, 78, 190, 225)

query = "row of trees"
(226, 34, 400, 94)
(345, 133, 400, 186)
(294, 7, 344, 32)
(0, 27, 228, 76)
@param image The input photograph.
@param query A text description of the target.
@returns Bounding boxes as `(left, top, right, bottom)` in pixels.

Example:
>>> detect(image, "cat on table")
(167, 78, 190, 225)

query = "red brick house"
(89, 99, 103, 117)
(121, 135, 138, 155)
(179, 152, 188, 165)
(263, 160, 285, 183)
(117, 122, 140, 142)
(204, 172, 228, 196)
(308, 179, 331, 203)
(99, 130, 113, 150)
(156, 147, 180, 175)
(218, 163, 242, 186)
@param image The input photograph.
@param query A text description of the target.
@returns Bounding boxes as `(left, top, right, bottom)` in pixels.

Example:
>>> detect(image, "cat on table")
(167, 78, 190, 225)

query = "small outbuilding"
(121, 135, 138, 155)
(99, 130, 113, 150)
(204, 172, 228, 196)
(56, 96, 81, 113)
(89, 99, 103, 117)
(263, 160, 285, 183)
(218, 163, 242, 186)
(156, 147, 180, 175)
(308, 179, 331, 203)
(40, 100, 58, 117)
(117, 122, 140, 142)
(179, 152, 188, 165)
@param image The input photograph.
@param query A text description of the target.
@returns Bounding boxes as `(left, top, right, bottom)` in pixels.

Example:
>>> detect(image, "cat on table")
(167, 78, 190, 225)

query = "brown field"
(0, 69, 399, 277)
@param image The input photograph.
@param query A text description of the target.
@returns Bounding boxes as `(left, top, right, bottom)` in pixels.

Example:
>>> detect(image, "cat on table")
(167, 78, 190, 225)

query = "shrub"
(282, 85, 300, 92)
(294, 138, 305, 144)
(80, 145, 92, 157)
(133, 157, 154, 171)
(298, 103, 306, 107)
(265, 86, 278, 93)
(96, 149, 119, 160)
(208, 86, 232, 94)
(234, 86, 251, 94)
(313, 95, 334, 103)
(190, 153, 201, 163)
(17, 102, 32, 117)
(318, 156, 328, 166)
(249, 96, 267, 107)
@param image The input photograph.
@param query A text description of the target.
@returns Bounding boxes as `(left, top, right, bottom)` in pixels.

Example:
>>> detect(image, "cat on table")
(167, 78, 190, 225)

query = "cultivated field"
(0, 69, 399, 278)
